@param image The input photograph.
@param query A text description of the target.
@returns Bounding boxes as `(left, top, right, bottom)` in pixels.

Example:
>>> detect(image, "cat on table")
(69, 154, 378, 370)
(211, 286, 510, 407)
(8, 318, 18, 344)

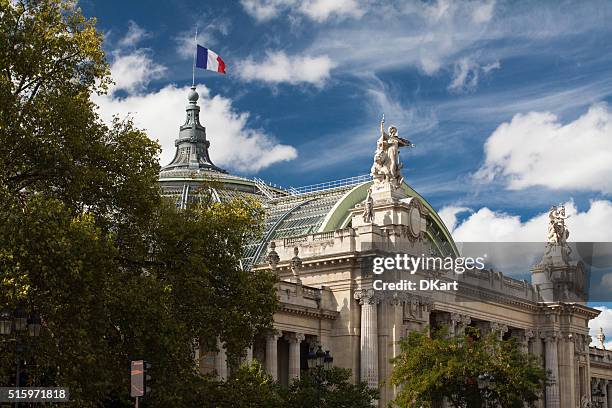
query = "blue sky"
(80, 0, 612, 234)
(82, 0, 612, 345)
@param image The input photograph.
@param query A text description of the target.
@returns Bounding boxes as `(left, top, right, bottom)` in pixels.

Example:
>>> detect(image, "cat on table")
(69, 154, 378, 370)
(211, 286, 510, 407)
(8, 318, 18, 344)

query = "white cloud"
(589, 306, 612, 350)
(439, 200, 612, 276)
(93, 85, 297, 173)
(602, 273, 612, 291)
(99, 21, 296, 173)
(108, 50, 167, 95)
(298, 0, 363, 22)
(174, 18, 231, 59)
(448, 57, 500, 93)
(237, 51, 335, 86)
(303, 0, 499, 79)
(240, 0, 362, 22)
(471, 0, 496, 24)
(442, 200, 612, 242)
(438, 206, 471, 232)
(118, 20, 150, 48)
(475, 103, 612, 193)
(482, 60, 501, 74)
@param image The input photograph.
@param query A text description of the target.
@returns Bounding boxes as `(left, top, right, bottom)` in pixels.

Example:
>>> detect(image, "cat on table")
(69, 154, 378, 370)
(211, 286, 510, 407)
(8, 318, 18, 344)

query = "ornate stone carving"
(354, 289, 381, 305)
(596, 327, 606, 349)
(450, 313, 472, 335)
(547, 205, 570, 245)
(542, 204, 572, 262)
(362, 188, 374, 223)
(284, 332, 305, 343)
(266, 241, 280, 269)
(544, 331, 559, 343)
(490, 322, 508, 339)
(290, 247, 302, 284)
(370, 114, 414, 191)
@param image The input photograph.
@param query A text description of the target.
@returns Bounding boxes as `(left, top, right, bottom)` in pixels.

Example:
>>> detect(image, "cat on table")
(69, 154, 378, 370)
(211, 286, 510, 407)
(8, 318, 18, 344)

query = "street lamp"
(477, 373, 495, 408)
(592, 386, 605, 408)
(0, 304, 42, 393)
(306, 345, 333, 408)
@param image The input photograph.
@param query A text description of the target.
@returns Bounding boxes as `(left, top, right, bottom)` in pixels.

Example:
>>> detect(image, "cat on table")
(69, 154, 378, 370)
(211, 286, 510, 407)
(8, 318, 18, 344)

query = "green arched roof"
(243, 181, 458, 268)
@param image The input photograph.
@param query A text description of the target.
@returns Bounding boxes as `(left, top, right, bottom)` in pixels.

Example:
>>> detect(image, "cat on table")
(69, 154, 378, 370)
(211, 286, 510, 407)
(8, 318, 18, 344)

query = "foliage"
(283, 367, 379, 408)
(211, 361, 285, 408)
(390, 327, 549, 408)
(0, 0, 278, 406)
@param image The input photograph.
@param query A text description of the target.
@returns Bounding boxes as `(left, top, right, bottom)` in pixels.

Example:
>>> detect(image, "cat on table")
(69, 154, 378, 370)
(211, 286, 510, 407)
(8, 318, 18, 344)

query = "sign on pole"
(130, 360, 144, 398)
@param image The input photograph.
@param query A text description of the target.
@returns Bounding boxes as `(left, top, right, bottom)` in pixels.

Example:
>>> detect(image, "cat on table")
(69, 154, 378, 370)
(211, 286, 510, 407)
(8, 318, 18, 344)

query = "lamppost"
(477, 372, 495, 408)
(306, 345, 333, 408)
(592, 386, 605, 408)
(0, 305, 42, 396)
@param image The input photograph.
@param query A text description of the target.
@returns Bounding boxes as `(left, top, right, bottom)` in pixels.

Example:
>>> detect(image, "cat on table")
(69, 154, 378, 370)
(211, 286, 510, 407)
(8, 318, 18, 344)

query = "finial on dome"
(187, 86, 199, 103)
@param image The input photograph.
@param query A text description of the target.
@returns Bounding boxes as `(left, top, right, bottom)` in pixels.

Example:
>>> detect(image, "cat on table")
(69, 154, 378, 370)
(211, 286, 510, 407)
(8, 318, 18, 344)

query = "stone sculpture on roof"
(370, 114, 414, 191)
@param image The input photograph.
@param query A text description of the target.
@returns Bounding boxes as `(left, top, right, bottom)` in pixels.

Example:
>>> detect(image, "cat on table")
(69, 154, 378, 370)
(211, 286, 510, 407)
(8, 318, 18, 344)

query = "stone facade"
(243, 188, 612, 408)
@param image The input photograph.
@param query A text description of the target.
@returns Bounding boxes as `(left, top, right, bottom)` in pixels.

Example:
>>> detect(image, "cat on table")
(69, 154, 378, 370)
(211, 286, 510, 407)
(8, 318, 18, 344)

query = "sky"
(80, 0, 612, 346)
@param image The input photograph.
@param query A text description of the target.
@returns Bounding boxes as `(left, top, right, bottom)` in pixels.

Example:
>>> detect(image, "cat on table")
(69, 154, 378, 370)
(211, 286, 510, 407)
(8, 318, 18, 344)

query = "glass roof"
(159, 174, 457, 271)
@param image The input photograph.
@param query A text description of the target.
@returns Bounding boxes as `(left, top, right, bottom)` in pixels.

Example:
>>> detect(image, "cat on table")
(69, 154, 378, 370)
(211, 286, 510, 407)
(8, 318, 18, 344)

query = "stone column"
(607, 380, 612, 408)
(523, 329, 535, 354)
(544, 332, 560, 408)
(245, 346, 253, 364)
(558, 334, 576, 408)
(285, 332, 305, 381)
(215, 338, 228, 380)
(266, 332, 281, 380)
(490, 322, 508, 340)
(355, 289, 380, 389)
(450, 313, 471, 337)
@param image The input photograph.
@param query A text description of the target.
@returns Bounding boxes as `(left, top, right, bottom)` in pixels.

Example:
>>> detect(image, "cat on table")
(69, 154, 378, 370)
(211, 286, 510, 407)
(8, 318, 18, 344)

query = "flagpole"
(192, 28, 198, 87)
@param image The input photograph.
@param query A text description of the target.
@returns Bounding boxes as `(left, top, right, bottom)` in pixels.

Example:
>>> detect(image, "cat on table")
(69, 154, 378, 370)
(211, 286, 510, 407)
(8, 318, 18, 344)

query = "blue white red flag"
(195, 45, 226, 74)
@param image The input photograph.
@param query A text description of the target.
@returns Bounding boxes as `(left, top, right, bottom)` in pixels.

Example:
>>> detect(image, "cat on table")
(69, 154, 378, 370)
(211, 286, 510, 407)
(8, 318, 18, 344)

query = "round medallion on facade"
(409, 206, 421, 237)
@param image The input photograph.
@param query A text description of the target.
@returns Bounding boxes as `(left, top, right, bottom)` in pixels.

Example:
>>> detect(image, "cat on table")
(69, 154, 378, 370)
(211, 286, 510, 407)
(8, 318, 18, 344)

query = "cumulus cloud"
(93, 85, 297, 173)
(438, 206, 471, 232)
(589, 306, 612, 350)
(108, 50, 167, 95)
(439, 201, 612, 276)
(241, 0, 362, 22)
(107, 21, 166, 96)
(475, 104, 612, 193)
(96, 21, 297, 173)
(237, 51, 335, 86)
(441, 200, 612, 242)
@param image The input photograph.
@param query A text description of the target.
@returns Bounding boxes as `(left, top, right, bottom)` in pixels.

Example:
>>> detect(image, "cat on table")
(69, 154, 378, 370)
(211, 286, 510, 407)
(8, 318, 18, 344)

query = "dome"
(159, 88, 457, 270)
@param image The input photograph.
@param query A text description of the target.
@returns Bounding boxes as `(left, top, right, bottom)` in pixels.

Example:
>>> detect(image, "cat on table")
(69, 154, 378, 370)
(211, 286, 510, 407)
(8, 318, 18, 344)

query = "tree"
(0, 0, 278, 406)
(390, 327, 549, 408)
(283, 367, 379, 408)
(212, 361, 285, 408)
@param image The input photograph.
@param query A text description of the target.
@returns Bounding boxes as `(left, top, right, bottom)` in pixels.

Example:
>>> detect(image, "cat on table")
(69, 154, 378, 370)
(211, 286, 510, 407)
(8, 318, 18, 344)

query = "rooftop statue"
(370, 114, 414, 190)
(547, 205, 570, 246)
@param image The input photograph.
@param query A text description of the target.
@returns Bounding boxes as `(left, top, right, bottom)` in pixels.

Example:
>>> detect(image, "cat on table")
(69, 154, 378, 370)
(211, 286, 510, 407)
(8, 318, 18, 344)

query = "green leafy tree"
(390, 327, 549, 408)
(0, 0, 278, 406)
(283, 367, 379, 408)
(211, 361, 285, 408)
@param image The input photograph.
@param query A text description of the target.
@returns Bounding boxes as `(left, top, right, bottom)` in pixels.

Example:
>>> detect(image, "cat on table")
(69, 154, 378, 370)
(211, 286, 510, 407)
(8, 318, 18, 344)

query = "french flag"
(196, 45, 226, 74)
